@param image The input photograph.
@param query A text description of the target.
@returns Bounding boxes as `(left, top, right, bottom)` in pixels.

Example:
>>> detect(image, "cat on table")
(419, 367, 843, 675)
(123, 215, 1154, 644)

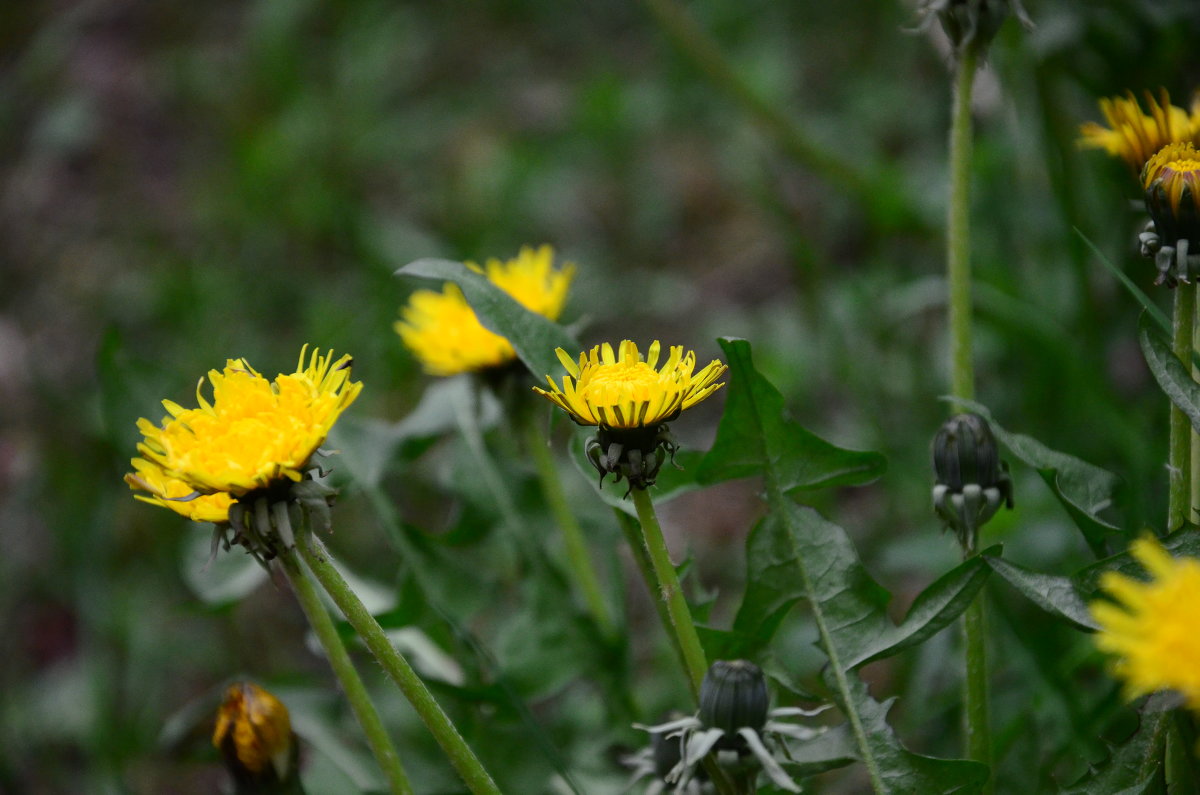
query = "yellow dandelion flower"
(127, 346, 361, 503)
(1079, 89, 1200, 171)
(1143, 141, 1200, 227)
(396, 244, 574, 376)
(123, 458, 234, 523)
(1090, 536, 1200, 708)
(534, 340, 727, 429)
(214, 682, 294, 782)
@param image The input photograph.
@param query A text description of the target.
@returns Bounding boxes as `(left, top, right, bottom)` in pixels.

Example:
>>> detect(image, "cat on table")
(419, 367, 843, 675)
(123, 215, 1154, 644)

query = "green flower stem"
(947, 45, 992, 791)
(1192, 284, 1200, 518)
(1169, 284, 1195, 530)
(613, 508, 688, 672)
(629, 487, 708, 699)
(962, 574, 991, 791)
(277, 550, 414, 795)
(524, 421, 615, 637)
(948, 45, 978, 408)
(295, 532, 503, 795)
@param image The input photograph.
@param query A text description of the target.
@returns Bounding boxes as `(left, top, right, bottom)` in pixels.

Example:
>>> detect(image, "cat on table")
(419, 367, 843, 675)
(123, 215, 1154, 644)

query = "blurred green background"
(3, 0, 1200, 792)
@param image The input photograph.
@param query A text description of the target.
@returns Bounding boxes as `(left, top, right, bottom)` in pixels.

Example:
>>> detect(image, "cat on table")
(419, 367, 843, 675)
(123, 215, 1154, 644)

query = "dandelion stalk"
(524, 420, 616, 636)
(629, 486, 708, 699)
(295, 530, 503, 795)
(1169, 285, 1195, 530)
(1192, 285, 1200, 519)
(613, 507, 688, 673)
(946, 43, 993, 788)
(277, 547, 414, 795)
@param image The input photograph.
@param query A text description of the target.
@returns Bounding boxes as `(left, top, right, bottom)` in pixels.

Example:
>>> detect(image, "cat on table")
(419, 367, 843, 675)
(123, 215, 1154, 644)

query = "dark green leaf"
(1138, 312, 1200, 432)
(825, 673, 991, 794)
(954, 399, 1123, 556)
(1063, 709, 1168, 795)
(1075, 525, 1200, 595)
(842, 546, 999, 669)
(984, 555, 1101, 630)
(396, 258, 580, 379)
(696, 337, 886, 491)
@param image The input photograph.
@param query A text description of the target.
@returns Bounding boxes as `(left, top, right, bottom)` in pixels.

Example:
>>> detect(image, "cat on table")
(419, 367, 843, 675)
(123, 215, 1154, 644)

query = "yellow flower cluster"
(396, 244, 574, 376)
(125, 347, 361, 523)
(1090, 537, 1200, 708)
(1079, 89, 1200, 171)
(534, 340, 726, 429)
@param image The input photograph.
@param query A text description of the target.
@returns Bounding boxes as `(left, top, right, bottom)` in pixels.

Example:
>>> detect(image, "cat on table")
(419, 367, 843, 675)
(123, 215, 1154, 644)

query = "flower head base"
(533, 341, 726, 490)
(931, 413, 1013, 549)
(1090, 537, 1200, 709)
(634, 660, 827, 793)
(1141, 142, 1200, 286)
(125, 347, 359, 561)
(1079, 89, 1200, 173)
(213, 682, 297, 787)
(396, 245, 574, 376)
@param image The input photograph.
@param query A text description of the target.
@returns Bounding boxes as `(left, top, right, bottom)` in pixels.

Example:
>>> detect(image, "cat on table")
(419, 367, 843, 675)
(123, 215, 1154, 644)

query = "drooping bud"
(1142, 142, 1200, 286)
(213, 682, 297, 791)
(919, 0, 1031, 59)
(699, 660, 770, 740)
(932, 413, 1013, 549)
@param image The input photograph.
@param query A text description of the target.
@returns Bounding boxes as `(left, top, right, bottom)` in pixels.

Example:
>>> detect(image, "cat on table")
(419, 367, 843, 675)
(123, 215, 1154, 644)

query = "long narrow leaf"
(396, 257, 580, 380)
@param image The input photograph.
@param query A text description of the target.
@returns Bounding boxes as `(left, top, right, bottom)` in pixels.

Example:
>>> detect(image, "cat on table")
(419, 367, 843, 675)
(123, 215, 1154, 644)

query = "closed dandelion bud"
(1142, 142, 1200, 286)
(213, 682, 298, 791)
(932, 413, 1013, 548)
(920, 0, 1030, 58)
(699, 660, 770, 738)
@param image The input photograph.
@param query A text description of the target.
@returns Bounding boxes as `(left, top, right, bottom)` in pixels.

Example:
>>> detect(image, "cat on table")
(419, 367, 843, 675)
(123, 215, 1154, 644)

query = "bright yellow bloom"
(1143, 141, 1200, 219)
(396, 244, 574, 376)
(124, 458, 234, 523)
(1090, 536, 1200, 708)
(214, 682, 294, 780)
(534, 340, 726, 429)
(127, 347, 361, 505)
(1079, 89, 1200, 171)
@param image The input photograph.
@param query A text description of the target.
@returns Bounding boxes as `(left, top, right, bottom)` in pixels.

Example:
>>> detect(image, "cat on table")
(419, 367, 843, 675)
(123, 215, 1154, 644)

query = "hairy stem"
(948, 46, 978, 409)
(630, 487, 709, 698)
(1173, 284, 1197, 529)
(278, 548, 414, 795)
(296, 532, 502, 795)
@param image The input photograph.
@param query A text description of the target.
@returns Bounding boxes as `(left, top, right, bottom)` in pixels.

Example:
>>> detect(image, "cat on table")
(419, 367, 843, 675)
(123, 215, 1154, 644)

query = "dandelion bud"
(699, 660, 770, 738)
(213, 682, 297, 789)
(1143, 142, 1200, 286)
(932, 413, 1013, 548)
(920, 0, 1030, 58)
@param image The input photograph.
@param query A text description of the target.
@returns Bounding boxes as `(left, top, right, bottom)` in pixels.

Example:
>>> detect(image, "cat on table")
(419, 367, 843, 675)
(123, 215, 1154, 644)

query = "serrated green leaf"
(396, 257, 580, 379)
(984, 555, 1101, 630)
(1138, 312, 1200, 432)
(1063, 709, 1168, 795)
(696, 337, 886, 491)
(954, 399, 1123, 556)
(826, 673, 991, 795)
(779, 723, 857, 778)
